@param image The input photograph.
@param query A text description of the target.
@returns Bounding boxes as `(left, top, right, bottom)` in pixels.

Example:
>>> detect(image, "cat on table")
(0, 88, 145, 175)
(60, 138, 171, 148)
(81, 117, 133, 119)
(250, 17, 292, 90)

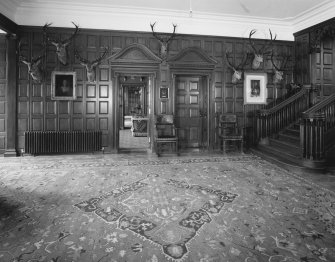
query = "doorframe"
(171, 71, 213, 150)
(112, 70, 157, 152)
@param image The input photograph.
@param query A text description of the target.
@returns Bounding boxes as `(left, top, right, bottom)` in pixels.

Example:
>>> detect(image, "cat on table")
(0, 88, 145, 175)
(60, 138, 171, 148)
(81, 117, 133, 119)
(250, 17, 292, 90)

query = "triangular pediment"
(168, 47, 217, 68)
(109, 43, 162, 65)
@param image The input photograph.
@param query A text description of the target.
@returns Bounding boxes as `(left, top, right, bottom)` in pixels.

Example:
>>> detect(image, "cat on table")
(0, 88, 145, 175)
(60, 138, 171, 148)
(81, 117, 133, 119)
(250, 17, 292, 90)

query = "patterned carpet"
(0, 153, 335, 261)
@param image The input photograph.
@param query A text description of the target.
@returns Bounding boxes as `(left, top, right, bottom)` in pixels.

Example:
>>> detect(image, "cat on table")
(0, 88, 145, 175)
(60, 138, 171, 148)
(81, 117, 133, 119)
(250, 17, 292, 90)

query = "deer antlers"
(271, 52, 290, 83)
(150, 22, 177, 60)
(18, 41, 44, 83)
(225, 51, 248, 84)
(43, 22, 79, 65)
(74, 47, 109, 82)
(249, 29, 277, 69)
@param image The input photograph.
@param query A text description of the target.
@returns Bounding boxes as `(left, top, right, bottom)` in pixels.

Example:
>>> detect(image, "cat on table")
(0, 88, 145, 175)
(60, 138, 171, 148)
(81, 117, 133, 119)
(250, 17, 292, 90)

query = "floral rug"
(0, 154, 335, 261)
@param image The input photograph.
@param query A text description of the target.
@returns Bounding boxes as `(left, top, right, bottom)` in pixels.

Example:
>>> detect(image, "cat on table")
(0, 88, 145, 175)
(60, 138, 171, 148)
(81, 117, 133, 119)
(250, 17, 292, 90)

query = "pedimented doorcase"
(109, 44, 218, 153)
(168, 47, 217, 151)
(109, 43, 162, 152)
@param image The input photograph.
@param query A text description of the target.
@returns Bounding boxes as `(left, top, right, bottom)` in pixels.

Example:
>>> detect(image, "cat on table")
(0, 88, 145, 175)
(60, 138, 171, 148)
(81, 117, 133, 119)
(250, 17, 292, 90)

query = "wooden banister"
(257, 85, 311, 141)
(301, 92, 335, 168)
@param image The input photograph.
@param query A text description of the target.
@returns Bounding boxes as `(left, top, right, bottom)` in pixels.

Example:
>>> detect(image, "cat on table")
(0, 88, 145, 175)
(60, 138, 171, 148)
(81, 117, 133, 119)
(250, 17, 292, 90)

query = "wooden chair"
(217, 114, 243, 154)
(154, 114, 178, 156)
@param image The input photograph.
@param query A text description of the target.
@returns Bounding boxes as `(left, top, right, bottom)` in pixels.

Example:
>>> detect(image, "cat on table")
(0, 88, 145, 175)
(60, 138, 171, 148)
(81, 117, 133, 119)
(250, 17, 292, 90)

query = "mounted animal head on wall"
(74, 47, 109, 82)
(43, 22, 79, 65)
(248, 29, 277, 70)
(18, 42, 44, 83)
(225, 51, 248, 84)
(150, 22, 177, 60)
(270, 52, 289, 84)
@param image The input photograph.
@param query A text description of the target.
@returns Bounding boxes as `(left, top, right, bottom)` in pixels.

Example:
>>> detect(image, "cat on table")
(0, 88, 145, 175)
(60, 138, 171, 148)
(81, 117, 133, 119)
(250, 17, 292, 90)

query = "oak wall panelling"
(16, 25, 294, 153)
(0, 34, 6, 153)
(294, 18, 335, 100)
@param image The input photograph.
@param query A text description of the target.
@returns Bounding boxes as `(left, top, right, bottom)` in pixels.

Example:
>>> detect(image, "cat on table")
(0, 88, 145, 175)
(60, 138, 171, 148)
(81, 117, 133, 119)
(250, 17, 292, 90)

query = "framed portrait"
(160, 87, 169, 99)
(244, 72, 267, 104)
(51, 71, 76, 100)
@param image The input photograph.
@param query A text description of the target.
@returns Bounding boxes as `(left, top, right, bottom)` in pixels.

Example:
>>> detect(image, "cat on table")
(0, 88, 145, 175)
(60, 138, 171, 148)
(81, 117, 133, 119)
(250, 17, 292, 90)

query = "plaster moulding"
(292, 0, 335, 33)
(0, 0, 19, 21)
(14, 3, 295, 41)
(10, 0, 333, 40)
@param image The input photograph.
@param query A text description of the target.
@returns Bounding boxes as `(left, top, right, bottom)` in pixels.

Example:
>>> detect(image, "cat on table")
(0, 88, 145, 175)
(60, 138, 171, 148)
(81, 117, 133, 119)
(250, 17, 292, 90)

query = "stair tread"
(252, 147, 302, 167)
(285, 128, 300, 133)
(269, 138, 300, 150)
(278, 133, 300, 141)
(258, 144, 300, 160)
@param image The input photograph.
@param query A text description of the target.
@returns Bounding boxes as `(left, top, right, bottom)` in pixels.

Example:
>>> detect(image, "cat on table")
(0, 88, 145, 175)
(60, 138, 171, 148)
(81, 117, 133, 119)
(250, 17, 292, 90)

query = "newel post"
(256, 109, 270, 145)
(300, 112, 326, 169)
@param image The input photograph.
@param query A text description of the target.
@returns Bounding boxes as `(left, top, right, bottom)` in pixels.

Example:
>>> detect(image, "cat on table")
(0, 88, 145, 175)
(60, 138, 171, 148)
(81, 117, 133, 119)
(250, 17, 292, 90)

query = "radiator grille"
(24, 131, 102, 155)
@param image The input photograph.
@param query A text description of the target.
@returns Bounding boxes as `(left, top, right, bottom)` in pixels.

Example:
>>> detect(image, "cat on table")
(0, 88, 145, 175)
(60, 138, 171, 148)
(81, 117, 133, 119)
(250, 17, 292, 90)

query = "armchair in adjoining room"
(154, 114, 178, 156)
(217, 114, 243, 154)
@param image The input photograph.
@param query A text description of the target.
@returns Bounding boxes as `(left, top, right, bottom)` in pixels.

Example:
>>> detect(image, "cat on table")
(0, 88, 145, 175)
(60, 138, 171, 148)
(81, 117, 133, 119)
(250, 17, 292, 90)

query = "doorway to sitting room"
(118, 75, 150, 152)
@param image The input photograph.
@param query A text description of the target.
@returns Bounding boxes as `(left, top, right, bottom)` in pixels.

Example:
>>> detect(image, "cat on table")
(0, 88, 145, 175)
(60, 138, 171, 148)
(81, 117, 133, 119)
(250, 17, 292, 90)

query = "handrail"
(301, 93, 335, 167)
(257, 85, 310, 140)
(260, 85, 308, 115)
(303, 92, 335, 117)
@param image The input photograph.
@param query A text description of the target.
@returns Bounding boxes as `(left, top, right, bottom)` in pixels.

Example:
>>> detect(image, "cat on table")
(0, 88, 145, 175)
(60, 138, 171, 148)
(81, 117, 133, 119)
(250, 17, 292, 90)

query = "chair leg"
(223, 141, 226, 154)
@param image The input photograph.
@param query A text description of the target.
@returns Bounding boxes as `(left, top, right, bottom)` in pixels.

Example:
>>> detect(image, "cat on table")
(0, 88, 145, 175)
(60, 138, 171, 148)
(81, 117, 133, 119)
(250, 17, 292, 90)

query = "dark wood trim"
(4, 36, 17, 156)
(0, 13, 18, 34)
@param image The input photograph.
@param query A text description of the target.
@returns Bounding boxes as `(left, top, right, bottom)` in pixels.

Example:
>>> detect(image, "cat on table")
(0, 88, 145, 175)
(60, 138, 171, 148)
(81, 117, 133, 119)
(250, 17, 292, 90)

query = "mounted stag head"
(249, 29, 277, 70)
(271, 52, 289, 84)
(43, 22, 79, 65)
(150, 22, 177, 60)
(225, 51, 248, 84)
(19, 42, 44, 83)
(75, 47, 109, 82)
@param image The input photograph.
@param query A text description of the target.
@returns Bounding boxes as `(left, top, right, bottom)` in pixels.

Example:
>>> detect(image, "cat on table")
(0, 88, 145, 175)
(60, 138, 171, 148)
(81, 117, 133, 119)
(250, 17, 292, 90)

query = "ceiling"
(1, 0, 334, 40)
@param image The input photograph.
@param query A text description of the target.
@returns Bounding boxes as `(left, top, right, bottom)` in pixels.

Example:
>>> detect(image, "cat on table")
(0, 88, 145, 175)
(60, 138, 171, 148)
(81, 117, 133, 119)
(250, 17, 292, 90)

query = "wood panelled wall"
(294, 18, 335, 99)
(0, 34, 6, 153)
(16, 26, 294, 152)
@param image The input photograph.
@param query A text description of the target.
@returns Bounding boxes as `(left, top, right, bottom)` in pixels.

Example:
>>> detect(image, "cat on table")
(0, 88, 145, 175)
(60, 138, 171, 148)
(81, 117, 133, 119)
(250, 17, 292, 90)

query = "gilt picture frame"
(244, 72, 267, 104)
(51, 71, 76, 100)
(160, 87, 169, 99)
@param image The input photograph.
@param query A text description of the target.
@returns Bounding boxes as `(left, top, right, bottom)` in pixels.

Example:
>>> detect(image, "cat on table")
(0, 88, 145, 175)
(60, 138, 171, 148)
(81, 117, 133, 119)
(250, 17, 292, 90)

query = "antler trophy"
(225, 51, 248, 84)
(271, 52, 289, 84)
(43, 22, 79, 65)
(74, 47, 109, 82)
(248, 29, 277, 70)
(19, 42, 44, 83)
(150, 22, 177, 60)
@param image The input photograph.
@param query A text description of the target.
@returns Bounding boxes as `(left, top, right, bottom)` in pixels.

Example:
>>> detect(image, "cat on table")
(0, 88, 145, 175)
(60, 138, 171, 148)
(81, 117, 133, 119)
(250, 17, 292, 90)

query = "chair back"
(155, 114, 176, 138)
(219, 114, 239, 136)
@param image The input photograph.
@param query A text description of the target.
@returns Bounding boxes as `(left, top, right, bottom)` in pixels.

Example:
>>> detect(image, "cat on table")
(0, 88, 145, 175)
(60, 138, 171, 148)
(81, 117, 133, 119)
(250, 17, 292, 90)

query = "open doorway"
(118, 75, 150, 152)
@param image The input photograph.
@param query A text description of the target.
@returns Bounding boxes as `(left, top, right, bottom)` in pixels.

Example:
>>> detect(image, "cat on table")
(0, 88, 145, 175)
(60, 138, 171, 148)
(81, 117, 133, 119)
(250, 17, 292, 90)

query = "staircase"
(252, 121, 305, 172)
(252, 86, 335, 173)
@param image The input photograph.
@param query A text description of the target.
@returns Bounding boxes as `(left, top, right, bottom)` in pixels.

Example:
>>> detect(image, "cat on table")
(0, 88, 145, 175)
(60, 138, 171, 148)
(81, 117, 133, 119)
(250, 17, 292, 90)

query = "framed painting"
(244, 72, 267, 104)
(51, 71, 76, 100)
(160, 87, 169, 99)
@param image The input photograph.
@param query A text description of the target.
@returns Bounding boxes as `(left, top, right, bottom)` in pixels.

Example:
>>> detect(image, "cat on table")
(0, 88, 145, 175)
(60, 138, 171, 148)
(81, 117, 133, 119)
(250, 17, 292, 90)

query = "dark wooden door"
(175, 76, 207, 149)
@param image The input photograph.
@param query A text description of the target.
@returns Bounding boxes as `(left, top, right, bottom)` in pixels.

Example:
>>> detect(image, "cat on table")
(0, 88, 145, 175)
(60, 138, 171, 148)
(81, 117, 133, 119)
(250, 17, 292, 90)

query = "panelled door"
(175, 75, 207, 149)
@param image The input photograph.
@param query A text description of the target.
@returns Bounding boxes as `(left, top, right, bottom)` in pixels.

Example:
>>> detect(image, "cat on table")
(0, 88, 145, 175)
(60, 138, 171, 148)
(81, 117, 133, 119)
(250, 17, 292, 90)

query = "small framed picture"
(244, 72, 267, 104)
(160, 87, 169, 99)
(51, 71, 76, 100)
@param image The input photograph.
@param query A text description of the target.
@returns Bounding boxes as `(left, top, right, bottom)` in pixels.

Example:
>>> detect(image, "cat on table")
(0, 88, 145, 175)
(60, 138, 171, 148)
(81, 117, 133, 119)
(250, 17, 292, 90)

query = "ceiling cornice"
(292, 0, 335, 33)
(13, 2, 295, 40)
(0, 0, 331, 41)
(0, 0, 18, 21)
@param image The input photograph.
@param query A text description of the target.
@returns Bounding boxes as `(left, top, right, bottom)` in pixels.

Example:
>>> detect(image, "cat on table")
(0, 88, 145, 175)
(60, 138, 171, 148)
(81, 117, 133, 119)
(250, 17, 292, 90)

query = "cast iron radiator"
(24, 131, 102, 155)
